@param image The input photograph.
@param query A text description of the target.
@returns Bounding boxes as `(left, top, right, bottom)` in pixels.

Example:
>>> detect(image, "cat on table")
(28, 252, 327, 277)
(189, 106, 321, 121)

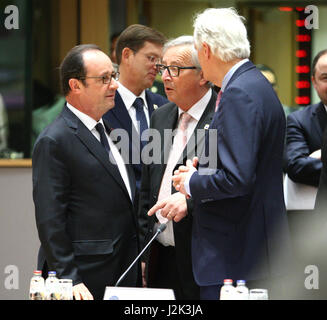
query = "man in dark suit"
(291, 49, 327, 299)
(172, 8, 292, 299)
(284, 50, 327, 299)
(286, 49, 327, 187)
(32, 44, 139, 300)
(140, 36, 216, 299)
(103, 24, 168, 200)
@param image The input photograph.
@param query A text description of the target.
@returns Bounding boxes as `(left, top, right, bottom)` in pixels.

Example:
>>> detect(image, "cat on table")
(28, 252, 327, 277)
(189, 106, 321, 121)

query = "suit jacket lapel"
(62, 106, 133, 203)
(103, 119, 136, 202)
(183, 90, 217, 161)
(111, 92, 134, 137)
(145, 90, 156, 117)
(160, 105, 179, 176)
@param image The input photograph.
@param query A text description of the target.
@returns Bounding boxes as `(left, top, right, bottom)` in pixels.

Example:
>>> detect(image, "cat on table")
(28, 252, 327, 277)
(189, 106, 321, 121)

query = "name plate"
(103, 286, 175, 300)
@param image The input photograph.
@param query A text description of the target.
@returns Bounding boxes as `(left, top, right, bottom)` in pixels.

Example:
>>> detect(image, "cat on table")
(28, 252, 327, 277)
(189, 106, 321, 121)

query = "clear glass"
(59, 279, 73, 300)
(249, 288, 269, 300)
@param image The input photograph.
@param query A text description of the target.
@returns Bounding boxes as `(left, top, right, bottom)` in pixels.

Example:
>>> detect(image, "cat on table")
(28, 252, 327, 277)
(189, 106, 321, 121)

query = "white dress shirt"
(66, 103, 132, 200)
(117, 82, 150, 133)
(154, 88, 213, 247)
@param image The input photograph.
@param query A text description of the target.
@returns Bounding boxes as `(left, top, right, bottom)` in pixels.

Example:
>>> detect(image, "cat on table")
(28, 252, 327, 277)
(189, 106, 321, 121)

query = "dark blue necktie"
(133, 97, 148, 139)
(95, 122, 110, 154)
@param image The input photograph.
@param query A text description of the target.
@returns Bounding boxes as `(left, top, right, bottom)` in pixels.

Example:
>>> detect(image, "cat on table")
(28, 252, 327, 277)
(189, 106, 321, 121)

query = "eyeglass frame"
(130, 48, 161, 65)
(156, 64, 197, 77)
(78, 71, 120, 84)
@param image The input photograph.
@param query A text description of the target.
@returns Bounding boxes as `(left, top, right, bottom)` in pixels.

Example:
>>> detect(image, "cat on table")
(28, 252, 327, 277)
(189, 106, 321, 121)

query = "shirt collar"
(117, 81, 148, 110)
(66, 102, 104, 131)
(178, 88, 212, 121)
(221, 58, 249, 92)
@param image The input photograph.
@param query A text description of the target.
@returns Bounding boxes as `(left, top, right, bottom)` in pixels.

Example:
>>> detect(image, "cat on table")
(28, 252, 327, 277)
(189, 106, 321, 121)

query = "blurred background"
(0, 0, 326, 159)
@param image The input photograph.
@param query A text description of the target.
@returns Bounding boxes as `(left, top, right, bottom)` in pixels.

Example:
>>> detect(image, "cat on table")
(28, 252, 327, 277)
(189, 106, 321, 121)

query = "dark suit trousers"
(147, 240, 199, 300)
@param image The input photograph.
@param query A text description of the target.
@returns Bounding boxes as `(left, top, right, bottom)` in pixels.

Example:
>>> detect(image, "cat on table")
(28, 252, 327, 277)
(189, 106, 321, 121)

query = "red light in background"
(279, 7, 293, 12)
(296, 50, 307, 58)
(295, 96, 310, 105)
(296, 20, 305, 27)
(296, 7, 305, 11)
(296, 81, 311, 89)
(296, 66, 310, 73)
(296, 35, 311, 42)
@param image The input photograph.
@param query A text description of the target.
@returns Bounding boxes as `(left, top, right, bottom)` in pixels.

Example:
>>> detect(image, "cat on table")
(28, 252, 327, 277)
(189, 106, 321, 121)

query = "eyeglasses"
(78, 71, 119, 84)
(131, 49, 161, 65)
(145, 55, 161, 65)
(156, 64, 197, 77)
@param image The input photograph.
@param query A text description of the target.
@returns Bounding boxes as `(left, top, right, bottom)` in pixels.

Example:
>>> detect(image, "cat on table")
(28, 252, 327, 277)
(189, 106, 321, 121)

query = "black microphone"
(115, 223, 167, 287)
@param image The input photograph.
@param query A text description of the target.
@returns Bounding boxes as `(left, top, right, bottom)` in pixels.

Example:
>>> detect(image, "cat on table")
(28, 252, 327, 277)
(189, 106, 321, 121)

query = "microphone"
(115, 223, 167, 287)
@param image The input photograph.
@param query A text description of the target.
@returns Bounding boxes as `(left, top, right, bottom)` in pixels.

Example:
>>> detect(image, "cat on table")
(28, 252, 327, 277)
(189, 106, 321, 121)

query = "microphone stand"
(115, 223, 167, 287)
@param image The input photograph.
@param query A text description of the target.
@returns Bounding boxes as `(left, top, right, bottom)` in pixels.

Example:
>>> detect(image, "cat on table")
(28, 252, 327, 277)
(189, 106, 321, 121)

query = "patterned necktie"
(215, 90, 223, 112)
(95, 122, 110, 153)
(133, 97, 148, 138)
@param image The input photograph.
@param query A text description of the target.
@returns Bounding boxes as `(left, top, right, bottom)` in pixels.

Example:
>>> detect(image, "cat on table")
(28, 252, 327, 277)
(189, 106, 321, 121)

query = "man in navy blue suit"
(103, 24, 168, 200)
(286, 49, 327, 299)
(172, 8, 292, 299)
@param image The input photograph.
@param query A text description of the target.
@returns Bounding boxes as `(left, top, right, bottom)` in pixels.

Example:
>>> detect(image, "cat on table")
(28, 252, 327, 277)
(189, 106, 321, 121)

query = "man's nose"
(109, 78, 119, 90)
(161, 68, 171, 81)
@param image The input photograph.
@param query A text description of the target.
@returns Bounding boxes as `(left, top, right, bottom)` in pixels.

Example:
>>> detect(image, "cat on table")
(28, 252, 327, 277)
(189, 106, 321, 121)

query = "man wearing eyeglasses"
(138, 36, 216, 299)
(103, 24, 168, 207)
(32, 44, 140, 300)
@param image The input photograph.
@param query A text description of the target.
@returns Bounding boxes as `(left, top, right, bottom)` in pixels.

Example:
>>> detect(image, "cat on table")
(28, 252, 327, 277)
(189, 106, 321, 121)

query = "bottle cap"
(48, 271, 57, 276)
(237, 280, 246, 285)
(223, 279, 233, 284)
(33, 270, 42, 275)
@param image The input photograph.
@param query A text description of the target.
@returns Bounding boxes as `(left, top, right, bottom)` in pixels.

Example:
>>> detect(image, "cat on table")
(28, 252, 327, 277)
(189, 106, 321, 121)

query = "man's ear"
(121, 47, 133, 64)
(198, 70, 208, 86)
(311, 75, 317, 89)
(202, 42, 211, 59)
(68, 78, 81, 93)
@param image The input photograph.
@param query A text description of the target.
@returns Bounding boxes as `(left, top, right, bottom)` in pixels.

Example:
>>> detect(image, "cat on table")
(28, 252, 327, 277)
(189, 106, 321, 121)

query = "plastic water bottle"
(29, 270, 45, 300)
(220, 279, 236, 300)
(235, 280, 249, 300)
(45, 271, 60, 300)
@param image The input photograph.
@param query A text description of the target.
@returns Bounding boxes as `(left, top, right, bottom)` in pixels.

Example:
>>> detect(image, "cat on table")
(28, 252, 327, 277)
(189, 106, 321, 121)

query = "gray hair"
(193, 7, 250, 62)
(163, 35, 201, 69)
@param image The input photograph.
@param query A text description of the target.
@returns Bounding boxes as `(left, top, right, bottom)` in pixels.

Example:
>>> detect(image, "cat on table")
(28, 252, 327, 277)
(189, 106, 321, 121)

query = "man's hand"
(73, 283, 94, 300)
(310, 149, 321, 160)
(147, 192, 188, 222)
(172, 158, 198, 197)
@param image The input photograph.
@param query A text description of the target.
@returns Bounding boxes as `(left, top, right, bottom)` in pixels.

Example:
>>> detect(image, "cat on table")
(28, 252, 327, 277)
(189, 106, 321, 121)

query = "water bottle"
(235, 280, 249, 300)
(29, 270, 45, 300)
(220, 279, 236, 300)
(45, 271, 60, 300)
